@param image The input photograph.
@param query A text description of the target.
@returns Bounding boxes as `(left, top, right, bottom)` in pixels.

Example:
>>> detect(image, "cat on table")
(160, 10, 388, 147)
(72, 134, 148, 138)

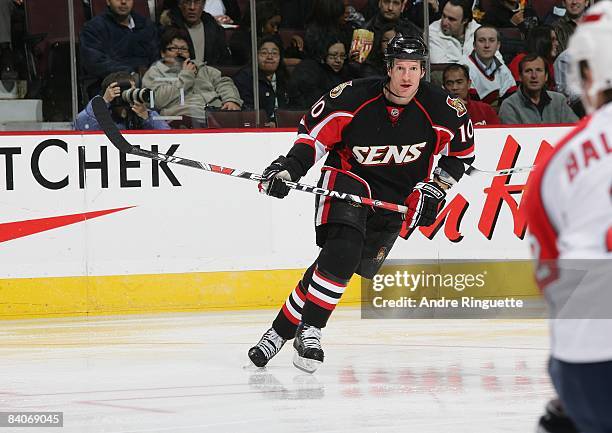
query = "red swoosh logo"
(0, 207, 134, 243)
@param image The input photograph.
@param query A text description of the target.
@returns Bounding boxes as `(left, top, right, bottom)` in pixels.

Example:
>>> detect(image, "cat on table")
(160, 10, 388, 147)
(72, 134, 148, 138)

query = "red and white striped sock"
(302, 266, 349, 328)
(272, 281, 308, 339)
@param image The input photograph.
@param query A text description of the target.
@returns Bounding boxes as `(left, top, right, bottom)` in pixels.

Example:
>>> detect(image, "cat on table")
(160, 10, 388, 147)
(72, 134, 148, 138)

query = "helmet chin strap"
(383, 79, 417, 105)
(383, 77, 405, 100)
(383, 83, 404, 99)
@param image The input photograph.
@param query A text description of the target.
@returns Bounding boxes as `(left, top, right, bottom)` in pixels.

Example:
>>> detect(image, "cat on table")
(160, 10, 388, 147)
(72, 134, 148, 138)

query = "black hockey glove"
(402, 181, 446, 230)
(259, 155, 299, 199)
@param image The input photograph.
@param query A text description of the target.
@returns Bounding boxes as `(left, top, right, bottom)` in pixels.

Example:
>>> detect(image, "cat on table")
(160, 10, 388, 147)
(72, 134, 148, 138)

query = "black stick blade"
(91, 96, 134, 153)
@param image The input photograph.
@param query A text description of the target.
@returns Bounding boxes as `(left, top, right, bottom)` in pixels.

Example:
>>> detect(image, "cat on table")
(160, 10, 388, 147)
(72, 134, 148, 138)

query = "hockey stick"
(92, 96, 533, 213)
(465, 165, 534, 176)
(91, 96, 410, 214)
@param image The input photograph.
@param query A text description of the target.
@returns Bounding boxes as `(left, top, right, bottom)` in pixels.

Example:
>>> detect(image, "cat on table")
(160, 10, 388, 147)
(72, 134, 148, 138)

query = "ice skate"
(248, 327, 286, 367)
(536, 399, 579, 433)
(292, 323, 324, 373)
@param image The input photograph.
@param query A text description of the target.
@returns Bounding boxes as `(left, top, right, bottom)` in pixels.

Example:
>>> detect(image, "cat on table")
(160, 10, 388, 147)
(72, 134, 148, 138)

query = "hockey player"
(248, 33, 475, 373)
(525, 3, 612, 432)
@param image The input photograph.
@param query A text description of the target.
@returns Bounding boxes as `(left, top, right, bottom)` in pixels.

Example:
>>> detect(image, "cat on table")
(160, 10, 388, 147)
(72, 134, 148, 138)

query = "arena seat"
(215, 64, 244, 77)
(24, 0, 86, 119)
(25, 0, 85, 46)
(274, 109, 305, 128)
(430, 63, 454, 87)
(206, 110, 268, 128)
(168, 115, 207, 129)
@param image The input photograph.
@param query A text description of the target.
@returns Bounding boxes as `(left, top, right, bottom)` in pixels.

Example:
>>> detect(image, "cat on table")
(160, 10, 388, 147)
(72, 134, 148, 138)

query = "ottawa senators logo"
(329, 81, 353, 98)
(446, 96, 467, 117)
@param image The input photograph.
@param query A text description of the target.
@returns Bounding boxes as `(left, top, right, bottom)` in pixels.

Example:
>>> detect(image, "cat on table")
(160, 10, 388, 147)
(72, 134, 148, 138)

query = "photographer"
(75, 71, 170, 131)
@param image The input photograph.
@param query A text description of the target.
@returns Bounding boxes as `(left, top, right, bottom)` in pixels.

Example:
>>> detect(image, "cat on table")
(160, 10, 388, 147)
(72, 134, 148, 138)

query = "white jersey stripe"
(300, 112, 353, 163)
(310, 111, 353, 137)
(315, 170, 332, 226)
(314, 139, 327, 162)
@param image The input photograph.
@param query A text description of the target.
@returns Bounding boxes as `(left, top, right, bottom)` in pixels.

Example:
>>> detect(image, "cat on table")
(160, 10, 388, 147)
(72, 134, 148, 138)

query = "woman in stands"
(508, 25, 559, 89)
(233, 36, 290, 126)
(228, 0, 284, 66)
(302, 0, 353, 61)
(288, 35, 353, 109)
(142, 28, 242, 120)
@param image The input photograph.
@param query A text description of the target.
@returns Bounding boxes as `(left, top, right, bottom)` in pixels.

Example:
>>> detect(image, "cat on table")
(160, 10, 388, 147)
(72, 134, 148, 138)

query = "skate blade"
(292, 351, 322, 374)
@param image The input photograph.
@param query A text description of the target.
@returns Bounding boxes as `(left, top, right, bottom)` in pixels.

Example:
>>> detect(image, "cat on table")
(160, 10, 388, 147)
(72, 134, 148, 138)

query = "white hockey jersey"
(429, 20, 504, 64)
(462, 52, 517, 105)
(525, 102, 612, 362)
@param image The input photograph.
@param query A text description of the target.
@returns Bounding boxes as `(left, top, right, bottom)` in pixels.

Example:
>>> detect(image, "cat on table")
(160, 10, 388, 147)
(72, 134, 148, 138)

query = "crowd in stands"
(0, 0, 601, 129)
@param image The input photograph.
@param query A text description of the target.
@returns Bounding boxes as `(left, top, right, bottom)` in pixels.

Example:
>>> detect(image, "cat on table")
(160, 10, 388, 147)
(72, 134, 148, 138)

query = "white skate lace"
(301, 325, 322, 350)
(257, 328, 286, 360)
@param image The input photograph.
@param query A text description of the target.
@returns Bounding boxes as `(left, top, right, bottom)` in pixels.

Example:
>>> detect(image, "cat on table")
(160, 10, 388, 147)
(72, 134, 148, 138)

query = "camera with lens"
(114, 80, 153, 106)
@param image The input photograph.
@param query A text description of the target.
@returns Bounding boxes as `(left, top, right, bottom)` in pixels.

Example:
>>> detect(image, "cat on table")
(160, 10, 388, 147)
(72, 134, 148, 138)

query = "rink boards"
(0, 125, 572, 319)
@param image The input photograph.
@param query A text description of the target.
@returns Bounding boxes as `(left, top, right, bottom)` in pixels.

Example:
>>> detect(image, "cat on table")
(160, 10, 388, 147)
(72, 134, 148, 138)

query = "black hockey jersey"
(286, 77, 476, 205)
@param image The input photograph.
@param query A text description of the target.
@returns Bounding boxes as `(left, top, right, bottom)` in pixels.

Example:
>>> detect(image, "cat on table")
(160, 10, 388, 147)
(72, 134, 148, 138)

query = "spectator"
(303, 0, 353, 61)
(498, 54, 578, 124)
(160, 0, 240, 24)
(160, 0, 232, 65)
(462, 25, 516, 106)
(508, 25, 559, 88)
(553, 49, 584, 116)
(362, 0, 442, 28)
(80, 0, 159, 89)
(350, 22, 399, 77)
(344, 0, 366, 29)
(551, 0, 588, 53)
(76, 71, 169, 130)
(428, 0, 481, 64)
(481, 0, 539, 34)
(365, 0, 422, 39)
(233, 36, 290, 126)
(0, 0, 21, 80)
(142, 28, 242, 118)
(229, 0, 283, 65)
(288, 36, 352, 109)
(443, 63, 500, 125)
(481, 0, 540, 63)
(203, 0, 241, 25)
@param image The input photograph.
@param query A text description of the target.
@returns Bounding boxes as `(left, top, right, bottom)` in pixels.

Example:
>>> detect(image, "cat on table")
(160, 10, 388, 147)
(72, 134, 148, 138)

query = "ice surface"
(0, 308, 554, 432)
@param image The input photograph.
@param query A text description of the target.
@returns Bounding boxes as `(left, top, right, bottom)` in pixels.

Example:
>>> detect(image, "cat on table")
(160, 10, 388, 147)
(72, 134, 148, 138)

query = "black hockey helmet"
(384, 33, 428, 68)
